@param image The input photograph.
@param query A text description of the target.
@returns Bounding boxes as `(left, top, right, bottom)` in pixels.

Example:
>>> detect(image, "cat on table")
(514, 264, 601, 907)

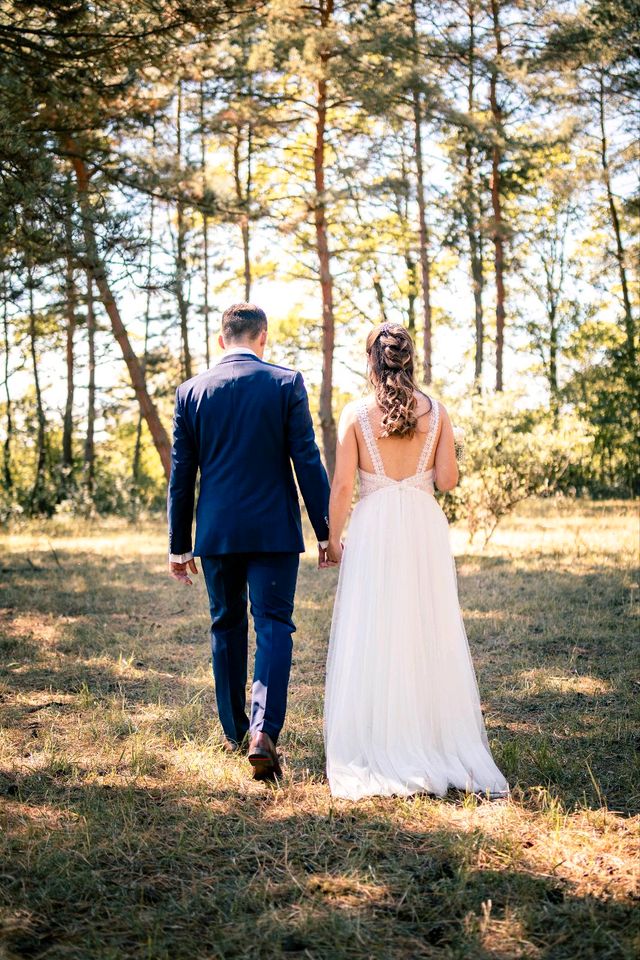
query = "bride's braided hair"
(366, 323, 423, 439)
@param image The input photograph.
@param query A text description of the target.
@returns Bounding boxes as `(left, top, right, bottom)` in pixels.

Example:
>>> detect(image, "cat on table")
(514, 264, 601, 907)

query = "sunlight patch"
(518, 671, 613, 696)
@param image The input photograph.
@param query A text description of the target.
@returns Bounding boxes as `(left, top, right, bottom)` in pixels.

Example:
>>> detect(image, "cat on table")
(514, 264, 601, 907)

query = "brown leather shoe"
(222, 731, 249, 754)
(248, 732, 282, 781)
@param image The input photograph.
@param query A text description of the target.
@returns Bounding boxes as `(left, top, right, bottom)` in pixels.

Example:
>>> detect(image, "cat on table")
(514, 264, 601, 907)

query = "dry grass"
(0, 500, 638, 959)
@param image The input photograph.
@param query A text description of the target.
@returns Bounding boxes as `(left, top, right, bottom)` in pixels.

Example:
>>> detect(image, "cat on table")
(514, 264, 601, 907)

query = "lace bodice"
(356, 397, 440, 499)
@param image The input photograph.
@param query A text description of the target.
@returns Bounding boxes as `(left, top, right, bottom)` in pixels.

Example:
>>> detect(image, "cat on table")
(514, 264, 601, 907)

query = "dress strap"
(416, 396, 440, 474)
(357, 400, 386, 476)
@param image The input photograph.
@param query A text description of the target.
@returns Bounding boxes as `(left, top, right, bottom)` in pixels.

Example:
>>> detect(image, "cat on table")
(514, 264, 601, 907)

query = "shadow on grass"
(1, 548, 638, 818)
(0, 772, 636, 960)
(451, 559, 638, 816)
(1, 535, 638, 958)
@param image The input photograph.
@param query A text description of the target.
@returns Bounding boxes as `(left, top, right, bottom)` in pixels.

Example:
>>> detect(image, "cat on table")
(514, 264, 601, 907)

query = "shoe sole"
(248, 754, 282, 781)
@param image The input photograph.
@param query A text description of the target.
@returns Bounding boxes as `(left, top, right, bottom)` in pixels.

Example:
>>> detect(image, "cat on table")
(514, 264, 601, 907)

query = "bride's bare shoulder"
(413, 391, 443, 417)
(337, 399, 361, 437)
(433, 397, 451, 422)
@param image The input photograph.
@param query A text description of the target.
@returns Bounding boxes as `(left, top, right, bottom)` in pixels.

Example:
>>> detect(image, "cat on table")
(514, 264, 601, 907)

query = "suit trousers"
(201, 552, 300, 746)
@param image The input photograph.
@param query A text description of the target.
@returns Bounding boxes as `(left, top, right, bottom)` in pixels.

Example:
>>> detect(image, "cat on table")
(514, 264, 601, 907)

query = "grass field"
(0, 500, 638, 959)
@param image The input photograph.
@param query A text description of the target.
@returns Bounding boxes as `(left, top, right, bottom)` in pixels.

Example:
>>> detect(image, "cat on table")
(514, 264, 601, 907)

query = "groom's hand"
(323, 540, 343, 567)
(169, 558, 198, 585)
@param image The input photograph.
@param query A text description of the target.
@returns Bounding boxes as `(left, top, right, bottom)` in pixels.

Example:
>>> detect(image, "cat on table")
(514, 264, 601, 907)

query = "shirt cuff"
(318, 541, 329, 549)
(169, 551, 194, 563)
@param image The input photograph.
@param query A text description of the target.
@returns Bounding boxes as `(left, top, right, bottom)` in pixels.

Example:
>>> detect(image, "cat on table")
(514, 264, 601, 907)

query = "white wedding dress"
(324, 398, 509, 800)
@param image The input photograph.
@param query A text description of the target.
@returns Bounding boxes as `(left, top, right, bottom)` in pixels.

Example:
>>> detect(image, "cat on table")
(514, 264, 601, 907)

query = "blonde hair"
(366, 323, 427, 439)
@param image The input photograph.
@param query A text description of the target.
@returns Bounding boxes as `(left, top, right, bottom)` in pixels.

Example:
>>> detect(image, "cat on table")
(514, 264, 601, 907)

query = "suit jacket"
(167, 352, 331, 556)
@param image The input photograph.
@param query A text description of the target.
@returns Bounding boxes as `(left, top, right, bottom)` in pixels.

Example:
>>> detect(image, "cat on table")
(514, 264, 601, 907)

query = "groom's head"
(219, 303, 268, 357)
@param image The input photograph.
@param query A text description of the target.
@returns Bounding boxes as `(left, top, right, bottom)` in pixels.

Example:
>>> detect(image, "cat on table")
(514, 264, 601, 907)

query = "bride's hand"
(326, 539, 343, 565)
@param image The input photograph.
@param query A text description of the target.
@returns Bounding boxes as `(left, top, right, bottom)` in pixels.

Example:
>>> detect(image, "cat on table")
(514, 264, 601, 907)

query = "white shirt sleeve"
(169, 551, 194, 563)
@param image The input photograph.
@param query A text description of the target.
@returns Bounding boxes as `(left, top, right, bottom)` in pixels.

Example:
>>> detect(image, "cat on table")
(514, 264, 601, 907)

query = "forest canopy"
(0, 0, 638, 519)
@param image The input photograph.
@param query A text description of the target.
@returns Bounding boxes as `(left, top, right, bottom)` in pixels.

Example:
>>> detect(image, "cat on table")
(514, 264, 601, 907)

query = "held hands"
(169, 558, 199, 585)
(318, 539, 343, 569)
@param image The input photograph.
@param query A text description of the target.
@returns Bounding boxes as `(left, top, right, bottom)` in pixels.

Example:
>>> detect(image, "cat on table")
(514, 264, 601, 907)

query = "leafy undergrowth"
(0, 501, 638, 959)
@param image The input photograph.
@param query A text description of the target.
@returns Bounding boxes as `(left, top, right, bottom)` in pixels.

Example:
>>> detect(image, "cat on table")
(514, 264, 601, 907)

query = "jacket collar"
(217, 351, 262, 365)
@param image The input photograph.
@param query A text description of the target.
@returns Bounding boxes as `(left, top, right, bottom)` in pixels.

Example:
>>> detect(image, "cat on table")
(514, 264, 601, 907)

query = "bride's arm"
(434, 402, 459, 492)
(327, 403, 359, 562)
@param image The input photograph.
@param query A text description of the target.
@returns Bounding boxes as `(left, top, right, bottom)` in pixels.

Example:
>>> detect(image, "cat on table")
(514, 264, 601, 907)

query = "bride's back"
(355, 393, 438, 481)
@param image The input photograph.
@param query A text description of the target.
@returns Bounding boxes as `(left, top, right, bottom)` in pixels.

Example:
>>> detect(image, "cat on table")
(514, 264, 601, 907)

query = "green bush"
(440, 395, 592, 544)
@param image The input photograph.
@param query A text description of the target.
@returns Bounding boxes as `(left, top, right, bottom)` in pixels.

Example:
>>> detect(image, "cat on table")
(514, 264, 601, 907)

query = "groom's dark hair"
(222, 303, 268, 342)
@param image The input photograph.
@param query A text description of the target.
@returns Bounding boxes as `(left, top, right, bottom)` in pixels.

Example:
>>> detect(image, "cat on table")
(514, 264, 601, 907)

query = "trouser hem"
(251, 720, 281, 745)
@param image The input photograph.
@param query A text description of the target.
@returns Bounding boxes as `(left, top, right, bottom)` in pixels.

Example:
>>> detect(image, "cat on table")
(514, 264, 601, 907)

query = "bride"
(323, 323, 509, 800)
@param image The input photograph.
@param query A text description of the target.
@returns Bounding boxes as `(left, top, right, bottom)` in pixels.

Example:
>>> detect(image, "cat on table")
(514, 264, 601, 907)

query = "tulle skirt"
(323, 486, 509, 800)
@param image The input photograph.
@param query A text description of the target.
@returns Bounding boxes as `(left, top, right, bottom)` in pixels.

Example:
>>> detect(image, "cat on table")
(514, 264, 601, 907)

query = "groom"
(167, 303, 331, 779)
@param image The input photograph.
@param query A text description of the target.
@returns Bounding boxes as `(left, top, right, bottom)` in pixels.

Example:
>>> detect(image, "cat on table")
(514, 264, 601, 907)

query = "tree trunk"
(244, 121, 253, 300)
(470, 222, 484, 385)
(314, 0, 337, 476)
(465, 0, 484, 388)
(199, 82, 211, 368)
(62, 201, 77, 479)
(406, 255, 417, 335)
(410, 0, 432, 384)
(84, 272, 96, 496)
(175, 81, 192, 380)
(397, 154, 417, 334)
(233, 125, 252, 301)
(548, 308, 559, 416)
(202, 211, 211, 366)
(372, 274, 387, 323)
(1, 272, 12, 491)
(598, 71, 636, 372)
(67, 144, 172, 478)
(490, 0, 506, 391)
(27, 268, 47, 514)
(133, 176, 156, 493)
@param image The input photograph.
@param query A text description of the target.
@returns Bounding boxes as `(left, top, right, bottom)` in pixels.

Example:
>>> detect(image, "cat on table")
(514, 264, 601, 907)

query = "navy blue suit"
(167, 351, 330, 745)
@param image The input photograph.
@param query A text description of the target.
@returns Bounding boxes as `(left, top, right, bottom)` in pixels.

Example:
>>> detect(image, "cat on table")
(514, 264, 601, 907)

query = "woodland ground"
(0, 500, 638, 960)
